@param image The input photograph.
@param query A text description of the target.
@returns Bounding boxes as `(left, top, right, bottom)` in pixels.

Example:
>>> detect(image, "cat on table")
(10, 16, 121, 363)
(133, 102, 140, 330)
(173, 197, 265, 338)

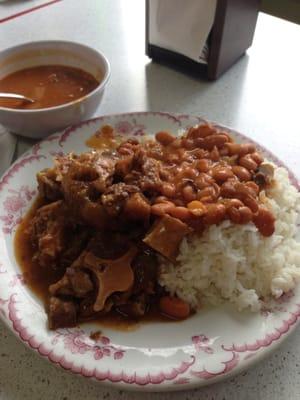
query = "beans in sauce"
(86, 123, 275, 236)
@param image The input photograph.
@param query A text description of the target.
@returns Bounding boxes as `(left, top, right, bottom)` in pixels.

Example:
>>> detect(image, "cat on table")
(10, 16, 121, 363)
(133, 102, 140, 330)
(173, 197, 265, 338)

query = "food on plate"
(160, 167, 300, 311)
(0, 65, 99, 109)
(15, 123, 300, 329)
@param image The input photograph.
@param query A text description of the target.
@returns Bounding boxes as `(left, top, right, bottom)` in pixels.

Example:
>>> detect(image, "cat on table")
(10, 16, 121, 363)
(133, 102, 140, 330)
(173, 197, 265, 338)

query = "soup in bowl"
(0, 41, 110, 138)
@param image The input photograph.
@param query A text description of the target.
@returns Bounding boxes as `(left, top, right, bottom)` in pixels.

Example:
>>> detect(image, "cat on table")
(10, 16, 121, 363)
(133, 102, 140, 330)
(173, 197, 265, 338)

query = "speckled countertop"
(1, 0, 300, 398)
(1, 323, 299, 400)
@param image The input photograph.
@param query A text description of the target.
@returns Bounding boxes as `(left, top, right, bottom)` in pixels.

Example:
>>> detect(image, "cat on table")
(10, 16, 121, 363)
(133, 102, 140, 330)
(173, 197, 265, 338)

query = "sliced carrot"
(159, 296, 191, 319)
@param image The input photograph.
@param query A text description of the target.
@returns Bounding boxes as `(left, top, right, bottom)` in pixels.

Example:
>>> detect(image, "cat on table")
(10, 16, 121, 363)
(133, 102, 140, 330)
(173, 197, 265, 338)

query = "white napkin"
(0, 125, 17, 176)
(149, 0, 217, 63)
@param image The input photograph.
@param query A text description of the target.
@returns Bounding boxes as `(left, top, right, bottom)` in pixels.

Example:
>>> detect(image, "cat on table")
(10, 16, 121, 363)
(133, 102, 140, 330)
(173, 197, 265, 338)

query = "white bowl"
(0, 41, 110, 139)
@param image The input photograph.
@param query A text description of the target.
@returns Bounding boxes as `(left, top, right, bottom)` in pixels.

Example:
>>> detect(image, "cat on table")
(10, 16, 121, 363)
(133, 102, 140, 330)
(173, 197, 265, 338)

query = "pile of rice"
(159, 166, 300, 311)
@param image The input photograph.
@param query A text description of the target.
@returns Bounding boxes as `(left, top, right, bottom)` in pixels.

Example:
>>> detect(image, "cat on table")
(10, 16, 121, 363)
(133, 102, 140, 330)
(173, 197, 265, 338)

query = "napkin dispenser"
(146, 0, 261, 80)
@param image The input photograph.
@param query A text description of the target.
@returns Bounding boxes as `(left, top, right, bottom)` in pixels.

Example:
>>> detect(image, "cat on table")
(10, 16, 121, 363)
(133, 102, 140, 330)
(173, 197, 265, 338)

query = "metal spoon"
(0, 92, 35, 104)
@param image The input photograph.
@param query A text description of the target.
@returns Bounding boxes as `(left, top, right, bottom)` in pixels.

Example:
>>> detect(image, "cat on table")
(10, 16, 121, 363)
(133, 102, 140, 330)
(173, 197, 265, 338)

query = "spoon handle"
(0, 92, 34, 103)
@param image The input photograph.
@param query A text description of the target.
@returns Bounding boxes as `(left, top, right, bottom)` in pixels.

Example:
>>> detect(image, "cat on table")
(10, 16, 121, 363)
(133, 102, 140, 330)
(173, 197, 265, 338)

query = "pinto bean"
(187, 200, 207, 216)
(253, 206, 275, 236)
(168, 206, 192, 221)
(196, 159, 210, 173)
(238, 143, 256, 156)
(227, 206, 241, 223)
(226, 143, 241, 155)
(182, 185, 197, 202)
(220, 132, 233, 142)
(192, 149, 207, 160)
(194, 137, 204, 147)
(234, 182, 258, 201)
(187, 124, 216, 139)
(238, 206, 253, 224)
(241, 195, 259, 213)
(197, 186, 217, 201)
(220, 179, 237, 198)
(211, 167, 234, 183)
(226, 143, 256, 156)
(183, 167, 198, 180)
(181, 138, 195, 150)
(234, 182, 255, 198)
(154, 196, 169, 204)
(233, 182, 257, 205)
(212, 182, 221, 198)
(199, 196, 214, 203)
(225, 198, 244, 209)
(210, 146, 220, 161)
(232, 165, 251, 181)
(156, 131, 176, 146)
(197, 125, 217, 138)
(196, 173, 215, 189)
(173, 198, 185, 207)
(239, 154, 258, 171)
(201, 134, 229, 150)
(227, 203, 252, 224)
(244, 181, 259, 195)
(203, 203, 226, 225)
(161, 183, 176, 198)
(159, 169, 172, 181)
(250, 152, 264, 165)
(151, 202, 175, 216)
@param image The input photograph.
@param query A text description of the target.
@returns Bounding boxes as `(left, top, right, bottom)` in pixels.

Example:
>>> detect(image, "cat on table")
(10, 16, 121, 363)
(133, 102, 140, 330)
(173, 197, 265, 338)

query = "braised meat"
(127, 151, 162, 193)
(47, 234, 155, 327)
(60, 151, 117, 228)
(49, 268, 94, 298)
(30, 200, 69, 268)
(131, 248, 158, 295)
(101, 183, 139, 217)
(36, 153, 77, 201)
(37, 168, 62, 201)
(30, 200, 89, 269)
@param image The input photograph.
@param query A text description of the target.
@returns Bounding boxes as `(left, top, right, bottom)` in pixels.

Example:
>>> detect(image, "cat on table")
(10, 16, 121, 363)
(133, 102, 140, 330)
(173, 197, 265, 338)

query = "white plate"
(0, 112, 299, 392)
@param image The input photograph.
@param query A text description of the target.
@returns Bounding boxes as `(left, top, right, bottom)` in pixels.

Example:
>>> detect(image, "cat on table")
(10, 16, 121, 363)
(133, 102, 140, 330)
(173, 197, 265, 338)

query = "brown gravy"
(86, 125, 119, 150)
(0, 65, 100, 110)
(14, 198, 180, 331)
(14, 198, 64, 302)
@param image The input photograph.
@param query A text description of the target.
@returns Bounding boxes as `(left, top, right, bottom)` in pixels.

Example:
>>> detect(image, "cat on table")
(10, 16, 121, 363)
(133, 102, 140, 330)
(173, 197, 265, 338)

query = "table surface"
(1, 1, 300, 399)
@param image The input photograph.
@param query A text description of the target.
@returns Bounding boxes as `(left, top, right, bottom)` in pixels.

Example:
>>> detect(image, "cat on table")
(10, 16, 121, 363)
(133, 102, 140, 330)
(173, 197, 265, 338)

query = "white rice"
(159, 166, 300, 311)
